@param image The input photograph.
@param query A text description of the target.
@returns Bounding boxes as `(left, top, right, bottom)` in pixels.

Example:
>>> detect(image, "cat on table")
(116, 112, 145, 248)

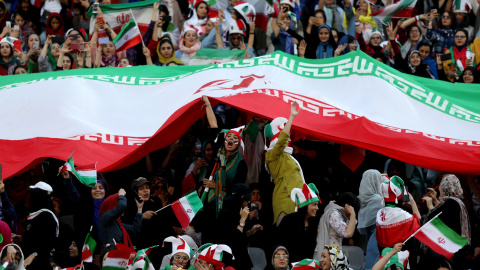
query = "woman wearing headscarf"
(277, 183, 320, 263)
(319, 246, 352, 270)
(60, 169, 108, 236)
(315, 25, 336, 59)
(23, 182, 58, 269)
(347, 0, 377, 34)
(304, 9, 326, 59)
(148, 36, 184, 66)
(97, 189, 143, 251)
(357, 170, 383, 270)
(271, 11, 304, 55)
(268, 246, 290, 270)
(175, 22, 218, 65)
(0, 221, 12, 252)
(0, 37, 22, 75)
(185, 0, 210, 36)
(40, 13, 64, 43)
(334, 35, 357, 56)
(388, 22, 434, 79)
(357, 28, 385, 57)
(315, 192, 358, 260)
(265, 101, 304, 226)
(182, 138, 216, 196)
(421, 174, 470, 269)
(456, 66, 479, 83)
(38, 35, 61, 72)
(441, 29, 479, 81)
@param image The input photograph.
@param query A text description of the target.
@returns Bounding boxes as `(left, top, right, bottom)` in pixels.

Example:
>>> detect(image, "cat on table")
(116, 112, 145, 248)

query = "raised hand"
(290, 101, 300, 117)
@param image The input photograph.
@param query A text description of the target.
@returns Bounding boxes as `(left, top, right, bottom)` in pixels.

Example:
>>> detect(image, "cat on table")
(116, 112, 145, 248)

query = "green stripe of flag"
(382, 0, 415, 23)
(113, 19, 137, 44)
(86, 0, 157, 17)
(431, 218, 468, 246)
(186, 191, 203, 213)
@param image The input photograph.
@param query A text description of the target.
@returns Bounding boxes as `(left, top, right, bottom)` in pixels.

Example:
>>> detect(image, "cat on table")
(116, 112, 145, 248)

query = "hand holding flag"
(61, 153, 97, 187)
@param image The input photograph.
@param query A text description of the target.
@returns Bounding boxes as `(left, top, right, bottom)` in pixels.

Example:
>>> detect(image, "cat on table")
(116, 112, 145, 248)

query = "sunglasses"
(174, 255, 189, 261)
(231, 36, 242, 41)
(274, 254, 289, 259)
(441, 15, 451, 19)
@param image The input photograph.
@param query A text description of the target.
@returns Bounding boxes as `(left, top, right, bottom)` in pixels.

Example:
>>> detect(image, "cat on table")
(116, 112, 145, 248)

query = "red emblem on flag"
(116, 13, 130, 25)
(187, 209, 193, 213)
(437, 237, 446, 244)
(380, 210, 386, 221)
(124, 35, 129, 40)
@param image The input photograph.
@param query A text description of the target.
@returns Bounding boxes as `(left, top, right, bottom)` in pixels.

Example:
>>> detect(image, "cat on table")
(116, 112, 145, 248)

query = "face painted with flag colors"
(225, 132, 239, 152)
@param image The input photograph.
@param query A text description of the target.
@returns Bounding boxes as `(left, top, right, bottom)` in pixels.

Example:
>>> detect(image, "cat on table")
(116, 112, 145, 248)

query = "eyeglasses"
(173, 255, 189, 261)
(442, 15, 451, 19)
(455, 35, 466, 39)
(274, 254, 289, 259)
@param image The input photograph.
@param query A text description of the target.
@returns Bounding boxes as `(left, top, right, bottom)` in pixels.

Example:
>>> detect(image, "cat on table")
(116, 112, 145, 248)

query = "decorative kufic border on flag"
(229, 89, 480, 147)
(67, 133, 150, 146)
(1, 52, 480, 124)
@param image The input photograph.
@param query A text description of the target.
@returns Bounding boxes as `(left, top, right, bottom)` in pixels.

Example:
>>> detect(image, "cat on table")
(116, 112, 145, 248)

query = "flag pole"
(129, 9, 146, 48)
(403, 211, 442, 244)
(155, 204, 171, 213)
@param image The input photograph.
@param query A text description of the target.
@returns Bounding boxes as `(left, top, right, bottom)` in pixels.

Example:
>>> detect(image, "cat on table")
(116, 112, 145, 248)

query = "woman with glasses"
(440, 29, 479, 81)
(39, 35, 61, 72)
(387, 22, 435, 78)
(426, 11, 457, 55)
(270, 246, 290, 270)
(162, 236, 196, 270)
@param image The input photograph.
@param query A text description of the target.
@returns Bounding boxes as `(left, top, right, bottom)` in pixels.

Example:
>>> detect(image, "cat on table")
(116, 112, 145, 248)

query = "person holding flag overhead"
(277, 183, 320, 263)
(161, 236, 195, 270)
(372, 243, 409, 270)
(265, 101, 304, 226)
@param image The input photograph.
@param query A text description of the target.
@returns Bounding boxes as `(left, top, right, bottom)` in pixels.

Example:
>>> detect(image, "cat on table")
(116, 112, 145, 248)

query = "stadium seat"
(249, 247, 267, 270)
(342, 246, 365, 270)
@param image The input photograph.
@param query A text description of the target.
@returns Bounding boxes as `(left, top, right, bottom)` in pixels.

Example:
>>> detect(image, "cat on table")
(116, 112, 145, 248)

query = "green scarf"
(47, 46, 58, 71)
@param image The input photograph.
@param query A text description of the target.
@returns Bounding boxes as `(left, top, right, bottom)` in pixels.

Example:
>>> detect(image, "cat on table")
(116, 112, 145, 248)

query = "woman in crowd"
(60, 169, 108, 236)
(304, 9, 326, 59)
(372, 243, 409, 270)
(269, 246, 290, 270)
(357, 170, 383, 270)
(186, 0, 210, 36)
(149, 36, 184, 66)
(56, 42, 75, 71)
(148, 2, 181, 51)
(97, 189, 143, 250)
(220, 18, 256, 58)
(22, 182, 58, 269)
(426, 11, 456, 55)
(421, 174, 471, 269)
(416, 40, 440, 79)
(315, 192, 358, 260)
(456, 67, 479, 83)
(388, 22, 434, 78)
(334, 34, 356, 56)
(315, 25, 336, 59)
(278, 183, 320, 263)
(38, 35, 61, 72)
(0, 37, 22, 75)
(41, 13, 64, 43)
(175, 23, 217, 65)
(21, 33, 40, 73)
(320, 245, 352, 270)
(271, 11, 304, 55)
(12, 10, 34, 51)
(441, 29, 478, 81)
(398, 24, 424, 59)
(161, 236, 196, 270)
(352, 0, 377, 33)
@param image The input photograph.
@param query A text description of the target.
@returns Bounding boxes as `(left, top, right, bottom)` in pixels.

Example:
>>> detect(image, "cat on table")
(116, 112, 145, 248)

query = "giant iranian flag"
(370, 0, 418, 25)
(1, 51, 480, 179)
(86, 0, 156, 36)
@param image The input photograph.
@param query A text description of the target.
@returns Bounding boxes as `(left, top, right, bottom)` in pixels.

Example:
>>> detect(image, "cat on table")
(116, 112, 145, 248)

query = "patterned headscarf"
(324, 246, 351, 270)
(407, 50, 420, 74)
(428, 174, 470, 244)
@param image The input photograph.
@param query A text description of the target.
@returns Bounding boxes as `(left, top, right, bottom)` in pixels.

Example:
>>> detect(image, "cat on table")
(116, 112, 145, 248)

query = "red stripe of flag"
(171, 200, 189, 229)
(414, 230, 454, 259)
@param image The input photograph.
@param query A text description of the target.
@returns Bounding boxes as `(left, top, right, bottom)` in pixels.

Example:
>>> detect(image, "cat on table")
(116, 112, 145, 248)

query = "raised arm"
(57, 42, 70, 69)
(372, 243, 404, 270)
(41, 35, 52, 58)
(247, 18, 255, 49)
(283, 101, 300, 136)
(215, 20, 223, 49)
(202, 96, 217, 128)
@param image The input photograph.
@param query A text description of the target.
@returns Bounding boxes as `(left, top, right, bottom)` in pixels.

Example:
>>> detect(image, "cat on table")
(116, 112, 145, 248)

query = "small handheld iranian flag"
(112, 18, 142, 52)
(102, 243, 131, 270)
(82, 227, 97, 263)
(411, 213, 468, 259)
(0, 261, 9, 270)
(62, 153, 97, 187)
(130, 246, 157, 270)
(171, 191, 203, 229)
(62, 264, 84, 270)
(370, 0, 417, 24)
(291, 259, 321, 269)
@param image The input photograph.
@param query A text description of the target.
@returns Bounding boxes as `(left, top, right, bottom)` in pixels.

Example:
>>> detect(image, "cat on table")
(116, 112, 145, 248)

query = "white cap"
(29, 181, 53, 194)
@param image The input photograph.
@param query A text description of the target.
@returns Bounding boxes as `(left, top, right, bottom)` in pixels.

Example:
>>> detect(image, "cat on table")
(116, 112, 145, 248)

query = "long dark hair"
(439, 11, 457, 29)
